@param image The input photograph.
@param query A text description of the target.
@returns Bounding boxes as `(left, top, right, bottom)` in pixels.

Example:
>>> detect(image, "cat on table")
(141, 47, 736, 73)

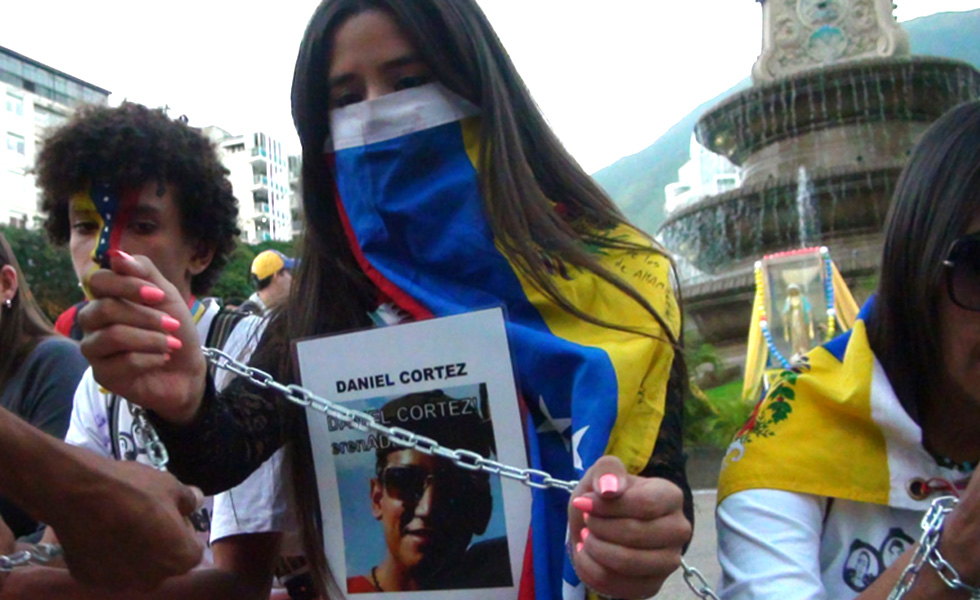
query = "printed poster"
(294, 308, 530, 599)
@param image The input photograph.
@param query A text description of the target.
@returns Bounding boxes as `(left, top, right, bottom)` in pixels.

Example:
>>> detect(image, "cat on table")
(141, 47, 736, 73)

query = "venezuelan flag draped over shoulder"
(324, 84, 679, 600)
(719, 299, 950, 511)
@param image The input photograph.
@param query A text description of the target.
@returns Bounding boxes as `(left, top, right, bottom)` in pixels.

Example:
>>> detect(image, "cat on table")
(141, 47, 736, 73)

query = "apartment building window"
(6, 132, 25, 155)
(8, 212, 27, 229)
(6, 93, 23, 116)
(34, 105, 66, 128)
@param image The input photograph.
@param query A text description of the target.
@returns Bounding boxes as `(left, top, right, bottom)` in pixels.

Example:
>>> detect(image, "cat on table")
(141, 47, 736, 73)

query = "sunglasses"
(943, 232, 980, 311)
(379, 464, 480, 505)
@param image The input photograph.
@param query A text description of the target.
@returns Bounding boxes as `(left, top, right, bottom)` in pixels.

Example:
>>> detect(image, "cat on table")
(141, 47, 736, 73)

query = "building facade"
(288, 154, 303, 238)
(204, 126, 294, 243)
(664, 134, 741, 216)
(0, 46, 109, 228)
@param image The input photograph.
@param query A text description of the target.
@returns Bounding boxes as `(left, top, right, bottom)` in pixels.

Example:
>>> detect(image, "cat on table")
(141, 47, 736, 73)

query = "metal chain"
(888, 497, 954, 599)
(129, 403, 169, 471)
(889, 496, 979, 599)
(681, 561, 722, 600)
(0, 544, 63, 572)
(201, 346, 717, 598)
(930, 547, 980, 599)
(202, 347, 580, 491)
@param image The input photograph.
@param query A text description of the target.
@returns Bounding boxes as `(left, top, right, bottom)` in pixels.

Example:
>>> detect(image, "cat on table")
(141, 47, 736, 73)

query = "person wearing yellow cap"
(240, 250, 296, 315)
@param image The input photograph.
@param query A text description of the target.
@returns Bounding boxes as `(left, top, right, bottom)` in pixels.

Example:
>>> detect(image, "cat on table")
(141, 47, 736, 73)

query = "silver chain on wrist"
(0, 544, 63, 572)
(889, 496, 980, 599)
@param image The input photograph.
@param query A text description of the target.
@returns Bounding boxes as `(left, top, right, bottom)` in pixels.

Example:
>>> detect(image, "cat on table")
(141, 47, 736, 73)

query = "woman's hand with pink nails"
(78, 251, 207, 425)
(567, 455, 692, 599)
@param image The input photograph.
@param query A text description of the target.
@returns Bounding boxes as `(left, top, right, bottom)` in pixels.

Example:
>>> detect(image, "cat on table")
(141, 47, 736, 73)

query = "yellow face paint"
(70, 190, 105, 300)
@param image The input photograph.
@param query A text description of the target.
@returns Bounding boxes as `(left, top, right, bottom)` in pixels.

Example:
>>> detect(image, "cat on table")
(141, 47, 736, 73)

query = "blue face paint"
(72, 182, 140, 298)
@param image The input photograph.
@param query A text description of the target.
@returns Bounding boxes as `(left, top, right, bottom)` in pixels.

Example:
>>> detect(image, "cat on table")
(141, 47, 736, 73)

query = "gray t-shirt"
(0, 336, 87, 537)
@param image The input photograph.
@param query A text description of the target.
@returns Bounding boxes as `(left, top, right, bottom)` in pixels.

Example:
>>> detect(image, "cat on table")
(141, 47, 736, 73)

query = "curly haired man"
(3, 103, 289, 600)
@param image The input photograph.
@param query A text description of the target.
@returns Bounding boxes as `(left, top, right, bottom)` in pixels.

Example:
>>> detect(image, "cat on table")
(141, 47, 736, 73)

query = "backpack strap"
(107, 393, 121, 461)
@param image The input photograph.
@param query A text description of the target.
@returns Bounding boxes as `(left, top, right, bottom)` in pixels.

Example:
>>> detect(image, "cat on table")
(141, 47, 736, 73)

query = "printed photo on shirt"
(842, 540, 882, 592)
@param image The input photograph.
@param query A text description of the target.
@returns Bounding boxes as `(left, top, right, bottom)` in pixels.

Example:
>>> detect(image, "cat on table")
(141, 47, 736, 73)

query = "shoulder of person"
(23, 337, 86, 376)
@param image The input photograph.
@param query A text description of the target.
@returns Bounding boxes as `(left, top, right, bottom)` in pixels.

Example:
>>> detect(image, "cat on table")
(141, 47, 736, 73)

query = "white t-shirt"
(208, 315, 299, 553)
(717, 489, 924, 599)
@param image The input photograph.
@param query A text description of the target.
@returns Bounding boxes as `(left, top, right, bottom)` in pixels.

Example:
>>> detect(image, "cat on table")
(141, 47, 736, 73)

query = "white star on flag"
(571, 426, 590, 472)
(562, 579, 585, 600)
(536, 395, 572, 451)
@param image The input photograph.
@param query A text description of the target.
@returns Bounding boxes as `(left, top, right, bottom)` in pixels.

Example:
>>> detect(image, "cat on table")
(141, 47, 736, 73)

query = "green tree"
(1, 225, 82, 322)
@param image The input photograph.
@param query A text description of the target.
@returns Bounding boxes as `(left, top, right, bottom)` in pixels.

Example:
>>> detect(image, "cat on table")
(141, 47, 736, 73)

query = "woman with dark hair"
(715, 100, 980, 599)
(0, 231, 87, 539)
(79, 1, 692, 598)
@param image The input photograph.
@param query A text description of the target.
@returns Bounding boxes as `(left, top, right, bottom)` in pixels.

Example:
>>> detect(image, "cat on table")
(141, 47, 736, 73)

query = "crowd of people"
(0, 1, 976, 599)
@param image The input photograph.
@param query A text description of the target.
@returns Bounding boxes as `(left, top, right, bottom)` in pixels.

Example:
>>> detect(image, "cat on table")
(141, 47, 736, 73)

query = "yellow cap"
(250, 250, 295, 281)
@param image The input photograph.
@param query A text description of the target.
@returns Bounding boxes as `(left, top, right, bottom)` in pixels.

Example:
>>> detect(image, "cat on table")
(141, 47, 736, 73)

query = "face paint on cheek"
(90, 182, 140, 268)
(70, 190, 103, 300)
(74, 183, 140, 299)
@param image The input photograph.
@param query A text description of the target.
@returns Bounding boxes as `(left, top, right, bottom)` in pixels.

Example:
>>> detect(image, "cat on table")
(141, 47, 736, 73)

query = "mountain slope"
(593, 9, 980, 235)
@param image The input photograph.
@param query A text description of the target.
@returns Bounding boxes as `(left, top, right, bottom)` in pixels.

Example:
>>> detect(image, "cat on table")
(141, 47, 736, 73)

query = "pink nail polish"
(161, 315, 180, 332)
(576, 542, 584, 553)
(108, 249, 135, 262)
(572, 497, 594, 513)
(598, 474, 619, 495)
(581, 528, 590, 543)
(166, 336, 183, 350)
(140, 286, 165, 303)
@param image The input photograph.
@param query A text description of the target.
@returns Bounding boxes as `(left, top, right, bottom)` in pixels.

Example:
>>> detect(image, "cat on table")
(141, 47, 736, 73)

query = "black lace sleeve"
(149, 334, 298, 496)
(638, 352, 694, 534)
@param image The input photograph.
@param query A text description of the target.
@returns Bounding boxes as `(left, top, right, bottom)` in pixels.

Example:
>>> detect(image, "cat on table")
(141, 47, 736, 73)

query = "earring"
(3, 299, 10, 309)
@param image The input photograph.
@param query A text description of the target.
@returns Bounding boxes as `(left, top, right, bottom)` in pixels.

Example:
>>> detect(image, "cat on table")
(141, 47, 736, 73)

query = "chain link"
(0, 544, 63, 572)
(889, 496, 980, 599)
(681, 560, 721, 600)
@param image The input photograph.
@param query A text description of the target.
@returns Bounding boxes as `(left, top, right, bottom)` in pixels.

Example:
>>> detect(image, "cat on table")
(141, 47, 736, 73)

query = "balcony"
(249, 146, 268, 164)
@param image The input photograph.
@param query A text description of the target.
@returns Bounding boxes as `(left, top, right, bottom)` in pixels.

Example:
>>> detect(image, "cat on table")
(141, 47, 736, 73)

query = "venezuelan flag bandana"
(719, 299, 971, 509)
(324, 84, 680, 600)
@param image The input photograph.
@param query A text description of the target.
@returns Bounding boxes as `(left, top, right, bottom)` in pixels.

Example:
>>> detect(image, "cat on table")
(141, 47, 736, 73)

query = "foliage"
(210, 238, 299, 304)
(1, 225, 82, 322)
(682, 331, 754, 450)
(684, 378, 754, 451)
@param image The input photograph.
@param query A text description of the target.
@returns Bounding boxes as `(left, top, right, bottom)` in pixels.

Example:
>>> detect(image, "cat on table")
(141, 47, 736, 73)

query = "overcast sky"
(3, 1, 978, 172)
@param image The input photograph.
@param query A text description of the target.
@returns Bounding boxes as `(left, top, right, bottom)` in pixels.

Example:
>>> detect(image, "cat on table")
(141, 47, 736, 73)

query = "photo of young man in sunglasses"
(346, 387, 512, 594)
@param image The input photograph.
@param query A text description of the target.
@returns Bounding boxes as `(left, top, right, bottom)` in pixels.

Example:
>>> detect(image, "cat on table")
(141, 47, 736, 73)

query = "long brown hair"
(0, 231, 56, 390)
(868, 100, 980, 418)
(264, 0, 687, 594)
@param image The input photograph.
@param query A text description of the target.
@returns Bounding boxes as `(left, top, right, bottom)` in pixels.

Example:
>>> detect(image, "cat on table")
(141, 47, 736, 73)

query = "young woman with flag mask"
(78, 1, 693, 598)
(716, 101, 980, 599)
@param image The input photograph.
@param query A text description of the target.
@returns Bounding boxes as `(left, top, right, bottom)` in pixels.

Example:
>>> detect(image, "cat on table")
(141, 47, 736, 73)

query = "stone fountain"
(658, 0, 980, 355)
